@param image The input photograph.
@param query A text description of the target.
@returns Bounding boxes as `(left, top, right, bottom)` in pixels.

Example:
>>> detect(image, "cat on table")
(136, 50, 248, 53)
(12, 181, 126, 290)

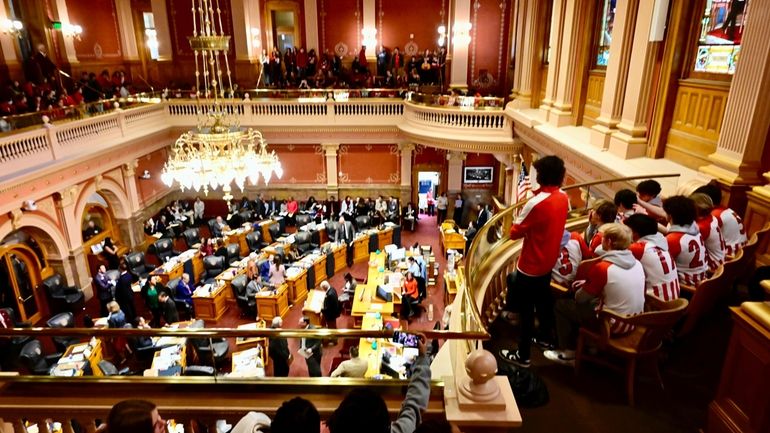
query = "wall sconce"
(1, 19, 23, 38)
(250, 28, 261, 48)
(361, 27, 377, 49)
(452, 22, 472, 46)
(437, 25, 447, 47)
(62, 23, 83, 40)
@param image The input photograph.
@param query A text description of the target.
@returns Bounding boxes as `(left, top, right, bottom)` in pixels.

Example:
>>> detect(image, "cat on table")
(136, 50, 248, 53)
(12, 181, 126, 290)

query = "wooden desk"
(235, 322, 268, 366)
(359, 313, 384, 378)
(224, 226, 252, 257)
(51, 339, 104, 377)
(332, 244, 348, 273)
(255, 283, 290, 321)
(145, 343, 187, 377)
(351, 252, 395, 327)
(192, 283, 229, 322)
(377, 228, 393, 250)
(260, 220, 279, 243)
(215, 266, 245, 304)
(285, 266, 309, 305)
(312, 254, 327, 288)
(303, 289, 326, 326)
(352, 235, 371, 264)
(150, 251, 203, 285)
(229, 347, 266, 378)
(443, 267, 464, 306)
(440, 225, 465, 257)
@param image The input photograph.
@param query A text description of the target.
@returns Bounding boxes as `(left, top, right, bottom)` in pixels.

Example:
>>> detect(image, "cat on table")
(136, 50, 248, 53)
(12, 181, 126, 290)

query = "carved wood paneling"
(582, 69, 605, 126)
(664, 79, 730, 169)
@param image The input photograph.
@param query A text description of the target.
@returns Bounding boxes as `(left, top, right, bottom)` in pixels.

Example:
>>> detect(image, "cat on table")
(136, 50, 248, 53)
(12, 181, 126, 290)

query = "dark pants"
(554, 298, 599, 351)
(416, 276, 427, 301)
(453, 207, 463, 225)
(322, 314, 338, 345)
(273, 360, 290, 377)
(99, 297, 111, 317)
(306, 354, 322, 377)
(504, 270, 555, 360)
(150, 307, 162, 328)
(437, 208, 447, 225)
(724, 2, 745, 40)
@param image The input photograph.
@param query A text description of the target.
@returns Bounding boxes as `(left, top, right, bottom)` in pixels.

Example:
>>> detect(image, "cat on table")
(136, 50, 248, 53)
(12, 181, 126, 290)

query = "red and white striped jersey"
(629, 235, 680, 301)
(666, 224, 709, 286)
(583, 250, 646, 335)
(696, 215, 726, 271)
(551, 232, 591, 285)
(712, 206, 747, 256)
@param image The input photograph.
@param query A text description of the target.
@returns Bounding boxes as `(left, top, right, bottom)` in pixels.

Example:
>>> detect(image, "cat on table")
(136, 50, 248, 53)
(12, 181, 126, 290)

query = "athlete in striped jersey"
(691, 192, 726, 272)
(545, 224, 645, 365)
(663, 196, 709, 286)
(695, 184, 747, 256)
(625, 214, 680, 301)
(551, 231, 591, 286)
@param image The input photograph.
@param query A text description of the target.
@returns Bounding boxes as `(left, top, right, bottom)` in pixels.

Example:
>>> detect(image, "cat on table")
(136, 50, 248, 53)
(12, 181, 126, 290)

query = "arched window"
(693, 0, 749, 75)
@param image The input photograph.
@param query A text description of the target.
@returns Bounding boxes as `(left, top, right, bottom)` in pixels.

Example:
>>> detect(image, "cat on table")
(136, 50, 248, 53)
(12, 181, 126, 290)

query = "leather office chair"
(166, 278, 193, 319)
(355, 215, 371, 231)
(201, 255, 226, 285)
(153, 237, 180, 263)
(46, 312, 80, 352)
(125, 252, 155, 279)
(208, 218, 223, 238)
(19, 339, 61, 375)
(184, 365, 216, 376)
(98, 359, 130, 376)
(295, 214, 312, 227)
(41, 274, 85, 313)
(191, 337, 229, 367)
(231, 274, 254, 317)
(267, 224, 282, 243)
(239, 210, 254, 225)
(225, 243, 243, 266)
(182, 228, 201, 249)
(246, 231, 263, 253)
(326, 221, 340, 242)
(294, 231, 318, 256)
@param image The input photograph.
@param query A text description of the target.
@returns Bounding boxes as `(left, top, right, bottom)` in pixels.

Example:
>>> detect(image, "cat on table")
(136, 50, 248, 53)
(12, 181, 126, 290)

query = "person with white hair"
(268, 316, 292, 376)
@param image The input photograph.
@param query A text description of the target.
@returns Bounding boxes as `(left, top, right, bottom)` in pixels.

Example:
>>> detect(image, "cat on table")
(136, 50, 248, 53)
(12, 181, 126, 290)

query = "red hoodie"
(510, 186, 569, 276)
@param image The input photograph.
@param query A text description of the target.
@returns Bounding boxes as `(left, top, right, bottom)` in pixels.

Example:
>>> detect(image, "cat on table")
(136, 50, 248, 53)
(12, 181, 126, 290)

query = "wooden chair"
(575, 295, 689, 406)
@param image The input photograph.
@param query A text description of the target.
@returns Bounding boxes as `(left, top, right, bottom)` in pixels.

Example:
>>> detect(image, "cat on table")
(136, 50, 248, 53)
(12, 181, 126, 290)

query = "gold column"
(509, 0, 544, 109)
(589, 0, 640, 150)
(608, 0, 663, 158)
(541, 0, 584, 126)
(700, 0, 770, 188)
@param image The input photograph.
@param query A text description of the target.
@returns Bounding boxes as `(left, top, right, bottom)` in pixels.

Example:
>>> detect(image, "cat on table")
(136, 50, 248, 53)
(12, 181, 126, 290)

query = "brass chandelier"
(161, 0, 282, 199)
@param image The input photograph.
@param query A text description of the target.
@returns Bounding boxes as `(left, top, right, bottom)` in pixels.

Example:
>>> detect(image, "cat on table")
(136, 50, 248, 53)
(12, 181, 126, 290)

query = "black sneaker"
(499, 349, 531, 368)
(531, 337, 555, 351)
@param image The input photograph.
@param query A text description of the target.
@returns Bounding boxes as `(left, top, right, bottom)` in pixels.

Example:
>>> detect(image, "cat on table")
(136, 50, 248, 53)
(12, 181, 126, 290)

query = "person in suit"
(157, 291, 179, 325)
(268, 316, 292, 377)
(253, 194, 266, 220)
(176, 273, 194, 306)
(298, 316, 322, 377)
(335, 217, 355, 245)
(211, 216, 226, 238)
(340, 196, 355, 221)
(267, 196, 280, 217)
(330, 346, 368, 378)
(114, 263, 137, 324)
(321, 281, 340, 329)
(107, 301, 126, 328)
(153, 215, 168, 236)
(94, 264, 114, 316)
(326, 195, 339, 221)
(476, 203, 490, 227)
(387, 196, 399, 222)
(83, 220, 101, 240)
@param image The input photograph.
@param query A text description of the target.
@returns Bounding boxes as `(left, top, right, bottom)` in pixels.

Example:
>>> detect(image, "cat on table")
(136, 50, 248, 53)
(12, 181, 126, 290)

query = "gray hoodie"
(638, 232, 668, 250)
(600, 249, 638, 270)
(668, 222, 700, 236)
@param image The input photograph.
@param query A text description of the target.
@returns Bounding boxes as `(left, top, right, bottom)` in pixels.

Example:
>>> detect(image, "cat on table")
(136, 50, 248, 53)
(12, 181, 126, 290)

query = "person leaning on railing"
(498, 156, 569, 368)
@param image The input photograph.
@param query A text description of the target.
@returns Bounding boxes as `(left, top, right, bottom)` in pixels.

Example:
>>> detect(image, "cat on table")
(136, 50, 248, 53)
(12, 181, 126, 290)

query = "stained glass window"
(694, 0, 748, 74)
(594, 0, 616, 67)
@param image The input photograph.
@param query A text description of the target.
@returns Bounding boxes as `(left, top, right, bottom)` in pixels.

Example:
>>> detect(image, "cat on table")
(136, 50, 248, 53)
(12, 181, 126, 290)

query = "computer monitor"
(390, 247, 406, 262)
(375, 285, 392, 302)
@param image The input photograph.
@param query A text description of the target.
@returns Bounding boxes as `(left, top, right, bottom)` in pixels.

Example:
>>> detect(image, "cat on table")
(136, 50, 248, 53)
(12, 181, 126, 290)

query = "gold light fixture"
(161, 0, 282, 200)
(1, 19, 23, 38)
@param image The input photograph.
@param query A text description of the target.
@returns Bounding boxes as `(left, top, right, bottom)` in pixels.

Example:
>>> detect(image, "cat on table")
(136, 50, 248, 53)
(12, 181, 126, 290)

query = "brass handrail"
(463, 173, 682, 332)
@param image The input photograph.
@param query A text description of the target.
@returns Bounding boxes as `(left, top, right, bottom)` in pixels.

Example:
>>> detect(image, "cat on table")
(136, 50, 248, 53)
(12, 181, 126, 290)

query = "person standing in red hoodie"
(499, 155, 569, 368)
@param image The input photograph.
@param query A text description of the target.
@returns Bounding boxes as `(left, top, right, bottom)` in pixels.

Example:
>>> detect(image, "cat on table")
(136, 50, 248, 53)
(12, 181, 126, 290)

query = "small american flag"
(515, 161, 531, 203)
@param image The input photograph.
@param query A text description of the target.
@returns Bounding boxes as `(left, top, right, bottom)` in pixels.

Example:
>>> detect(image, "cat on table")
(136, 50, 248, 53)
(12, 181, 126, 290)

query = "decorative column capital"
(398, 142, 416, 153)
(123, 159, 138, 177)
(56, 185, 79, 208)
(448, 151, 466, 162)
(322, 143, 340, 156)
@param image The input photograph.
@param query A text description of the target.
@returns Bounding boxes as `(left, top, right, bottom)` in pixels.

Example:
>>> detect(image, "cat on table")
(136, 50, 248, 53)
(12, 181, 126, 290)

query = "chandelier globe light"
(161, 0, 282, 200)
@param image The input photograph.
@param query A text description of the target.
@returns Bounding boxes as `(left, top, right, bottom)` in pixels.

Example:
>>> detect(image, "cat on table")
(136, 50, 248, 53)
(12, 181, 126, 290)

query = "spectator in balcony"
(391, 47, 404, 77)
(29, 44, 57, 85)
(83, 219, 101, 240)
(327, 333, 431, 433)
(270, 47, 283, 87)
(296, 46, 308, 78)
(106, 399, 165, 433)
(377, 46, 389, 77)
(271, 397, 320, 433)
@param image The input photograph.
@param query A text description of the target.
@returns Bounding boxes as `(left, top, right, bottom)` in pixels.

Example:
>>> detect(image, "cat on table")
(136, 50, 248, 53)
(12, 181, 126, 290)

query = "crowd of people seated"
(496, 156, 747, 368)
(102, 327, 437, 432)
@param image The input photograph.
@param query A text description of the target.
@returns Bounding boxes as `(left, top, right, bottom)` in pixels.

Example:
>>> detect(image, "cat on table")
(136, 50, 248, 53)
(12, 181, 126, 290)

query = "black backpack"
(497, 361, 550, 408)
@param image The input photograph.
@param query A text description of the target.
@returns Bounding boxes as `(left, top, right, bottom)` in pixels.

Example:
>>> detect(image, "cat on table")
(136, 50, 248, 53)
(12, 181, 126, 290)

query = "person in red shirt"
(286, 196, 299, 226)
(499, 156, 570, 368)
